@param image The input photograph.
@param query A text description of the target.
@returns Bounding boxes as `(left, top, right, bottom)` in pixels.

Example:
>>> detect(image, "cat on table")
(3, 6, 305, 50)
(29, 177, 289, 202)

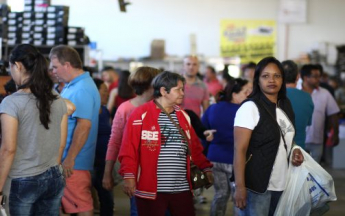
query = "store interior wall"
(50, 0, 345, 62)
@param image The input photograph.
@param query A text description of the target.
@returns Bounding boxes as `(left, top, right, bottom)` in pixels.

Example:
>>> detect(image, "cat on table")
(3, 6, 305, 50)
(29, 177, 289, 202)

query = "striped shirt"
(157, 111, 190, 193)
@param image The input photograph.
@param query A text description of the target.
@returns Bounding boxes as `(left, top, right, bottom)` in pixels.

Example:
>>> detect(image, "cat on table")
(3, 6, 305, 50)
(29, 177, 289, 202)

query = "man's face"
(50, 57, 69, 83)
(101, 71, 112, 83)
(305, 69, 320, 89)
(205, 68, 215, 80)
(183, 57, 199, 77)
(244, 68, 255, 81)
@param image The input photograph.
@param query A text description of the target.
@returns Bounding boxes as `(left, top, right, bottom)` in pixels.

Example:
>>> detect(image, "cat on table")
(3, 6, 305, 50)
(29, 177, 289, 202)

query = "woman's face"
(232, 82, 252, 104)
(99, 83, 109, 105)
(258, 63, 283, 97)
(164, 80, 185, 105)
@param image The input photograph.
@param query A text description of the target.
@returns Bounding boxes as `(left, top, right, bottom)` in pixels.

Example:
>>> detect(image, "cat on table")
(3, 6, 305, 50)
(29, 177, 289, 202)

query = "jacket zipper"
(245, 154, 252, 164)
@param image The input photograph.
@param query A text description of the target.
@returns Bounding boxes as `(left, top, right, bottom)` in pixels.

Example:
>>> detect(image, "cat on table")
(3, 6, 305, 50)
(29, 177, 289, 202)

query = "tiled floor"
(97, 165, 344, 216)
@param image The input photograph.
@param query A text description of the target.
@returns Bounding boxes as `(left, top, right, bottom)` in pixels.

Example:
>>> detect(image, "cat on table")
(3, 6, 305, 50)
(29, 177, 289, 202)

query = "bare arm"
(107, 88, 118, 112)
(202, 99, 209, 114)
(57, 114, 68, 165)
(63, 99, 76, 116)
(233, 126, 252, 210)
(0, 114, 18, 197)
(62, 118, 91, 178)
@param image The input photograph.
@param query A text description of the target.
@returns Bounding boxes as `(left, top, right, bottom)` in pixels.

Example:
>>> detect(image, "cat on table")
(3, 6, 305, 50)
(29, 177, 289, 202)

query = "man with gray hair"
(282, 60, 314, 150)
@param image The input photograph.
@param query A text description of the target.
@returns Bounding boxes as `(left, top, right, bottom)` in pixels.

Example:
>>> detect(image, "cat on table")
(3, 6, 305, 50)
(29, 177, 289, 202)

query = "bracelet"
(0, 191, 2, 196)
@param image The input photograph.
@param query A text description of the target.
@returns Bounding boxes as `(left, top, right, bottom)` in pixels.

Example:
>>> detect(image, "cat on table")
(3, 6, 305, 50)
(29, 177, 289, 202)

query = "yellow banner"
(220, 20, 276, 63)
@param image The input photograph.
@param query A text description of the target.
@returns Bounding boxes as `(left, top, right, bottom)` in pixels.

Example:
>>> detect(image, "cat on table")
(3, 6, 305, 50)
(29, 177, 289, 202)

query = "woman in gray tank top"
(0, 44, 68, 215)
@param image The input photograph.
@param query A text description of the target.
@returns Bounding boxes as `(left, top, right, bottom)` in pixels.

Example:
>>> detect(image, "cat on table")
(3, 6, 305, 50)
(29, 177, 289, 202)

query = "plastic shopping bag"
(274, 147, 337, 216)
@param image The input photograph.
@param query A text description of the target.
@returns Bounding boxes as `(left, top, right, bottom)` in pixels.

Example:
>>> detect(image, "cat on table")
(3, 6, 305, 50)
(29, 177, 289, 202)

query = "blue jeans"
(9, 165, 65, 216)
(130, 196, 138, 216)
(235, 190, 283, 216)
(91, 166, 114, 216)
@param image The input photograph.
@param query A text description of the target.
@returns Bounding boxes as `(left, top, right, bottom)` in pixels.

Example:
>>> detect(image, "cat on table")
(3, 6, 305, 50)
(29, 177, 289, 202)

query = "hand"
(102, 171, 115, 191)
(234, 186, 247, 210)
(204, 130, 216, 142)
(205, 172, 214, 188)
(62, 156, 75, 178)
(291, 148, 304, 166)
(123, 179, 136, 198)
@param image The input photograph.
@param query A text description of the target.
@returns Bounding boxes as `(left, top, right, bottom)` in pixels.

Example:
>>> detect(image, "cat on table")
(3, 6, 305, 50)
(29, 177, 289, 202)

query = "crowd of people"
(0, 44, 341, 216)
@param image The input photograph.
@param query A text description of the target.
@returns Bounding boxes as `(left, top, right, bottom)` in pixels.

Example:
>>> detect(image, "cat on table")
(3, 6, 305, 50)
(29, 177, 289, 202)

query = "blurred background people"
(101, 66, 119, 93)
(103, 66, 160, 216)
(282, 60, 314, 150)
(204, 65, 223, 97)
(182, 56, 209, 117)
(202, 78, 251, 216)
(92, 78, 113, 216)
(241, 62, 256, 82)
(300, 64, 339, 163)
(107, 70, 135, 118)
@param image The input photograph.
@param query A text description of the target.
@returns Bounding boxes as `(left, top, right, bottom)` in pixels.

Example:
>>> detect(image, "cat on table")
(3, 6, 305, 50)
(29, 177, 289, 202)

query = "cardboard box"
(150, 39, 165, 60)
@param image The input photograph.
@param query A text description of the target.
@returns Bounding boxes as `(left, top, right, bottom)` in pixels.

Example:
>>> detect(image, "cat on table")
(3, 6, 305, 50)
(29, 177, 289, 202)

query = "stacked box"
(22, 11, 35, 44)
(0, 4, 11, 40)
(24, 0, 50, 13)
(46, 6, 69, 45)
(67, 27, 88, 46)
(7, 12, 23, 45)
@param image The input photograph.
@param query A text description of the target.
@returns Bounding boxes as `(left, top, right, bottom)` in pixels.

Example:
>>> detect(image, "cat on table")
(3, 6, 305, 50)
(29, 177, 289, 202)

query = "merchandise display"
(0, 1, 88, 47)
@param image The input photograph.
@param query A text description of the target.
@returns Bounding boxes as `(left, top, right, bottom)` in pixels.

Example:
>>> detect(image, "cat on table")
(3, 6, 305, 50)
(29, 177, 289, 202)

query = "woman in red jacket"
(119, 71, 213, 216)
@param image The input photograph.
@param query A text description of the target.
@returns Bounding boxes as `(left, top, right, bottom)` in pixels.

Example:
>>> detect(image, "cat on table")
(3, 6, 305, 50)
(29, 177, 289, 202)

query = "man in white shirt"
(300, 64, 339, 163)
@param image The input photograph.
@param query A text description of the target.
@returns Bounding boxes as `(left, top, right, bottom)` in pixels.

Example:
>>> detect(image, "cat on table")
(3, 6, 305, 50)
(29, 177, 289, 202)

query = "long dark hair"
(217, 78, 248, 102)
(248, 56, 286, 100)
(118, 70, 134, 98)
(10, 44, 57, 129)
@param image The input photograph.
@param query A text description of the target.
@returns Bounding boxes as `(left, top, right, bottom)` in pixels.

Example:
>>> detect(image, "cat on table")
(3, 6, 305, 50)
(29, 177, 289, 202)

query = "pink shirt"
(182, 79, 209, 117)
(106, 100, 136, 161)
(205, 79, 223, 96)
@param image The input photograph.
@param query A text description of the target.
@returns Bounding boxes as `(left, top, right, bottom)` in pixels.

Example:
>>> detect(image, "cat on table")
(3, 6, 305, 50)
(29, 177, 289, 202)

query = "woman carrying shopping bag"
(233, 57, 304, 216)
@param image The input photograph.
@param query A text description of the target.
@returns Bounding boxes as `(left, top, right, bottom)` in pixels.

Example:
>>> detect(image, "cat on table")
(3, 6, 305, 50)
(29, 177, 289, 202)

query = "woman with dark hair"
(107, 70, 135, 117)
(233, 57, 304, 215)
(0, 44, 68, 215)
(119, 71, 213, 216)
(103, 66, 160, 216)
(201, 78, 252, 216)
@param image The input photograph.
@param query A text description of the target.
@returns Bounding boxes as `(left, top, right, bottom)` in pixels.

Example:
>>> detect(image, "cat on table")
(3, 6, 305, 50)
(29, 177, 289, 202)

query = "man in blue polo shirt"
(282, 60, 314, 150)
(50, 45, 100, 215)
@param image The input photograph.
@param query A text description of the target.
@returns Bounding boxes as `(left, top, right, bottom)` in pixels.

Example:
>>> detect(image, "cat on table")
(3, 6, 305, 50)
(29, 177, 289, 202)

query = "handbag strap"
(153, 100, 192, 156)
(255, 99, 291, 163)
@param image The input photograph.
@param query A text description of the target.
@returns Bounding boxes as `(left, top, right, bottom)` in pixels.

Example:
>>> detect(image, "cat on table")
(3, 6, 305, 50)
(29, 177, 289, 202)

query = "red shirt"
(205, 79, 223, 96)
(108, 81, 118, 92)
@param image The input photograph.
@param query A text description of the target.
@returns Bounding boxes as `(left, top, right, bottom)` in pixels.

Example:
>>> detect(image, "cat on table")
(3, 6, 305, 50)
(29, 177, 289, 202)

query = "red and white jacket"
(118, 100, 213, 200)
